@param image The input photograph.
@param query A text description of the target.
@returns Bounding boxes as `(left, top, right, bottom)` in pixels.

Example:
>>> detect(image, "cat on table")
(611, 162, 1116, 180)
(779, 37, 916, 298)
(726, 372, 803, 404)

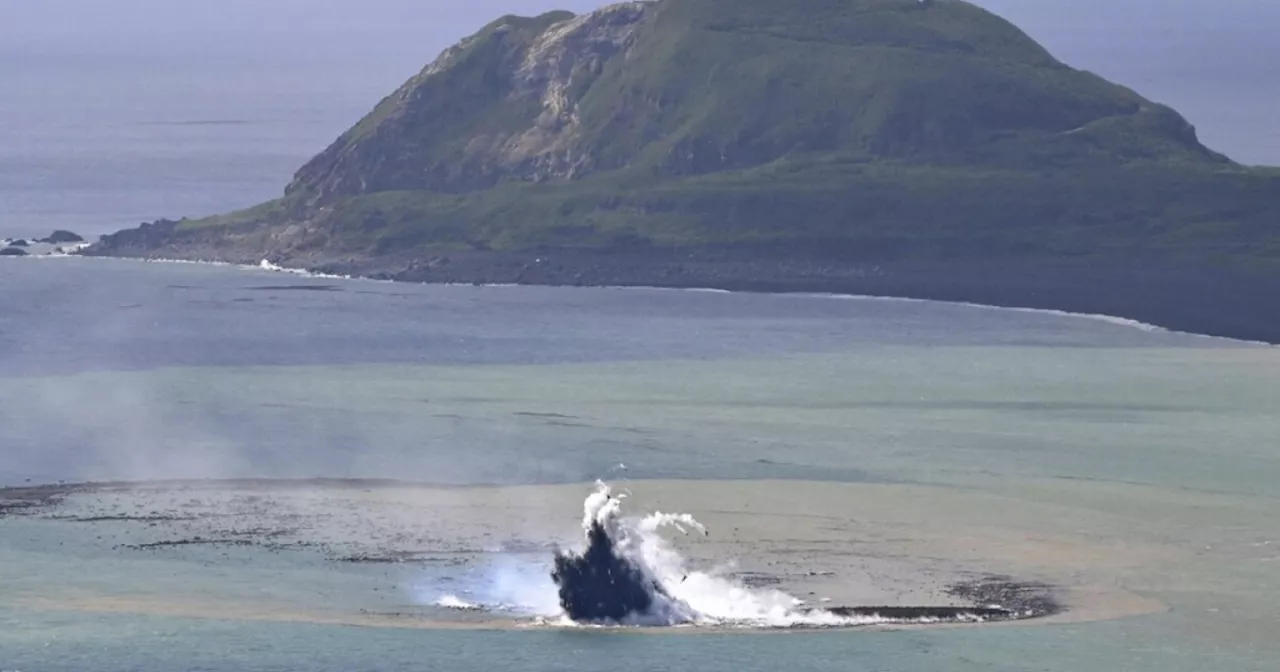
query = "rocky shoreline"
(2, 229, 88, 257)
(83, 227, 1280, 344)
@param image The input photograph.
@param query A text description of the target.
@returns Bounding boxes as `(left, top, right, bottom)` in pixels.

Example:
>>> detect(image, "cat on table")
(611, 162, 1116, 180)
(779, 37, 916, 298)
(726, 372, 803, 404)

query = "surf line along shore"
(1, 479, 1075, 629)
(78, 235, 1280, 346)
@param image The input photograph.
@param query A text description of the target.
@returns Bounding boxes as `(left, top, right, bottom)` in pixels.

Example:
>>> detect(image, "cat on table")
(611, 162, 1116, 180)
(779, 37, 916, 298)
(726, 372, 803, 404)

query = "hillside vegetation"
(102, 0, 1278, 265)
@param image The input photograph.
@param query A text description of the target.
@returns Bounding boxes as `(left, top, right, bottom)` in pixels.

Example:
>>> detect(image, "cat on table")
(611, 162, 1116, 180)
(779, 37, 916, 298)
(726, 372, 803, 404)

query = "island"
(85, 0, 1280, 343)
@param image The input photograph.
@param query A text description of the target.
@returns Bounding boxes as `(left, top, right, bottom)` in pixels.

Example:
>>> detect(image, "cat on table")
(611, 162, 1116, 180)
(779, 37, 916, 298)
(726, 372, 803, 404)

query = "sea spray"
(476, 554, 563, 615)
(551, 482, 855, 626)
(434, 595, 483, 611)
(424, 481, 1034, 627)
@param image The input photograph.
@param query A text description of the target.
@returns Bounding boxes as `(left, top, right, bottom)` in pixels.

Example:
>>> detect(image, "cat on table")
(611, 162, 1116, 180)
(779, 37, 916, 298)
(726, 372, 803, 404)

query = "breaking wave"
(86, 256, 1270, 345)
(256, 259, 359, 281)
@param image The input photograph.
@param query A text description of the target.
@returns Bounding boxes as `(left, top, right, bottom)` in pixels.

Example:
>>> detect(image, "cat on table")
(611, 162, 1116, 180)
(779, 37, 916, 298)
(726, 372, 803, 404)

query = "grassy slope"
(285, 11, 577, 197)
(190, 162, 1278, 264)
(176, 0, 1278, 264)
(571, 0, 1141, 170)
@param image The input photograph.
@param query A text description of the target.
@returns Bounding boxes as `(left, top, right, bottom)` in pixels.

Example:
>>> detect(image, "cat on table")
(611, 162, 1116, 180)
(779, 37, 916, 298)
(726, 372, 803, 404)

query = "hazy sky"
(2, 0, 1277, 165)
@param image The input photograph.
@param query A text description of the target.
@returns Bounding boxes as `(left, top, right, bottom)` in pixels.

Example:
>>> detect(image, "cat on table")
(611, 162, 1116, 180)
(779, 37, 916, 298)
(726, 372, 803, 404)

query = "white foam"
(472, 556, 563, 616)
(256, 258, 363, 281)
(584, 283, 1268, 346)
(570, 481, 932, 627)
(802, 292, 1170, 333)
(75, 254, 1272, 345)
(781, 291, 1277, 345)
(256, 258, 327, 278)
(85, 254, 395, 284)
(139, 257, 237, 268)
(406, 481, 1004, 628)
(434, 594, 483, 611)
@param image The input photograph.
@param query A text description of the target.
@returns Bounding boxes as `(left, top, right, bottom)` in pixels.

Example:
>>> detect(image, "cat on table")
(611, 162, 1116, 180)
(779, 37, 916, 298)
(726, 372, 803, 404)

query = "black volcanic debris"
(947, 575, 1059, 617)
(551, 519, 664, 622)
(821, 574, 1062, 622)
(547, 499, 1061, 626)
(823, 605, 1012, 620)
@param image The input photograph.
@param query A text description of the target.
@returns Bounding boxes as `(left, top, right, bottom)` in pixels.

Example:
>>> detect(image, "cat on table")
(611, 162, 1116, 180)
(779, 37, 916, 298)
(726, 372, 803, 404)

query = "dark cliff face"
(282, 0, 1227, 208)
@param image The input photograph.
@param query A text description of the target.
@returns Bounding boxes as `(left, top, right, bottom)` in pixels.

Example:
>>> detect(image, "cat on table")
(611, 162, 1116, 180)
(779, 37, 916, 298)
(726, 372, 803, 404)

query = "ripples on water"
(1, 259, 1278, 672)
(0, 257, 1238, 377)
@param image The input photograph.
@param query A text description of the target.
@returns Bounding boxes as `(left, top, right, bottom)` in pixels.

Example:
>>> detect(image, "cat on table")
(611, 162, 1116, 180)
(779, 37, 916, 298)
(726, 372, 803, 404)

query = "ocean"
(3, 2, 1280, 668)
(1, 258, 1278, 671)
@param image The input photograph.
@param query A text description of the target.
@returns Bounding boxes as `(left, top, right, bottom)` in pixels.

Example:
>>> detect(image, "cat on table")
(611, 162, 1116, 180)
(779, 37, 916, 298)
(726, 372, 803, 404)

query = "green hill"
(96, 0, 1278, 265)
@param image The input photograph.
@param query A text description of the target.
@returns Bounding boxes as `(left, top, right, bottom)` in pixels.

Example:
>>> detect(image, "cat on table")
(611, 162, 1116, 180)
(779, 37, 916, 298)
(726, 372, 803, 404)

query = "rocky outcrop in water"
(2, 231, 92, 257)
(38, 230, 85, 244)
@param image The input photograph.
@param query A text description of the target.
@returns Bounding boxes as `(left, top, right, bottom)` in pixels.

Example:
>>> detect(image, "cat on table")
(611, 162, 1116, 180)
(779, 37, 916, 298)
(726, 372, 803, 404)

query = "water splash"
(426, 481, 1030, 628)
(434, 594, 483, 611)
(553, 481, 895, 626)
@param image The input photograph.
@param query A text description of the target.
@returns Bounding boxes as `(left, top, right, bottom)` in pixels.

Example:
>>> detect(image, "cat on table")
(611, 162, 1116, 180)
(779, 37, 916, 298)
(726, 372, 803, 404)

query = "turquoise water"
(1, 259, 1278, 670)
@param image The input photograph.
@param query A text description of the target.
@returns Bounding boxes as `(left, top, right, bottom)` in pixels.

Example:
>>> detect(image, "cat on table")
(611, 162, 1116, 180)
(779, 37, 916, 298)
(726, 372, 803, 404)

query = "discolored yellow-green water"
(1, 259, 1277, 670)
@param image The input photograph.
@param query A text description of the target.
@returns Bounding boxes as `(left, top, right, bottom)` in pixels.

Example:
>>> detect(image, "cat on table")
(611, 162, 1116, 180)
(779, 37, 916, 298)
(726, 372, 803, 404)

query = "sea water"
(5, 2, 1280, 667)
(1, 258, 1277, 671)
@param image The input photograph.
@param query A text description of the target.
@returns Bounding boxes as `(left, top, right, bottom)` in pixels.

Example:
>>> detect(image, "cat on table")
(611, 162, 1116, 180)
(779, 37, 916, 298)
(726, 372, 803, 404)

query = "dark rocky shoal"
(4, 480, 1062, 628)
(822, 605, 1016, 621)
(946, 575, 1061, 616)
(549, 510, 1059, 626)
(819, 573, 1064, 623)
